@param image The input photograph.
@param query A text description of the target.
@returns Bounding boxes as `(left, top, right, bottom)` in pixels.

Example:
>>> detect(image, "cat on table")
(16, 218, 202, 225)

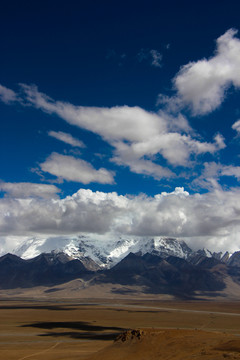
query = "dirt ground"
(0, 299, 240, 360)
(88, 328, 240, 360)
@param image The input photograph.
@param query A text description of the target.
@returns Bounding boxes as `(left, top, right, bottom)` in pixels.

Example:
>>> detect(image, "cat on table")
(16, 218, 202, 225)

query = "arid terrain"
(1, 298, 240, 360)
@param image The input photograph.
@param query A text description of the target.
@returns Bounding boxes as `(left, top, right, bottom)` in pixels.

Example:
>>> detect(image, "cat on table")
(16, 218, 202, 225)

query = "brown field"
(1, 298, 240, 360)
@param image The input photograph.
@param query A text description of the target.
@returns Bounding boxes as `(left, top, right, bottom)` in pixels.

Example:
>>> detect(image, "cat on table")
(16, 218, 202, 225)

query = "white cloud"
(16, 84, 224, 178)
(112, 152, 175, 180)
(214, 133, 226, 149)
(1, 187, 240, 253)
(232, 119, 240, 135)
(221, 165, 240, 179)
(0, 84, 17, 104)
(170, 29, 240, 115)
(158, 111, 193, 134)
(0, 189, 126, 236)
(111, 131, 225, 172)
(0, 181, 60, 199)
(0, 32, 231, 184)
(157, 93, 182, 113)
(39, 152, 115, 184)
(20, 84, 167, 142)
(192, 162, 240, 190)
(48, 130, 85, 148)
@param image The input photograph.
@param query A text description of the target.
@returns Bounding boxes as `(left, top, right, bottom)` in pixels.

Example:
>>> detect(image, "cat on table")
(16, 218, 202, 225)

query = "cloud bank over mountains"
(1, 29, 240, 253)
(1, 187, 240, 253)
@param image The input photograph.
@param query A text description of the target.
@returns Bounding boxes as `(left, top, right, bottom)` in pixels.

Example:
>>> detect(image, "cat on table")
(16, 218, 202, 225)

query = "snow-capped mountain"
(13, 235, 193, 268)
(5, 234, 238, 268)
(1, 236, 240, 298)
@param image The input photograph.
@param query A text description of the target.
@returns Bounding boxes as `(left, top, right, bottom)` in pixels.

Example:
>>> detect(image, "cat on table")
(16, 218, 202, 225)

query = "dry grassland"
(0, 299, 240, 360)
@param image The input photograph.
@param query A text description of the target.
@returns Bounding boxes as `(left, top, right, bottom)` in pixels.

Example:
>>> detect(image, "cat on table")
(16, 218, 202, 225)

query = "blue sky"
(1, 0, 240, 253)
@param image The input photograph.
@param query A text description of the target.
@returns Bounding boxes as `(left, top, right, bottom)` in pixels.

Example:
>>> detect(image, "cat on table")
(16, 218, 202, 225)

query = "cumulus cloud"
(0, 181, 60, 199)
(48, 130, 85, 148)
(39, 152, 115, 184)
(0, 189, 126, 236)
(15, 84, 224, 178)
(0, 28, 234, 183)
(177, 28, 240, 114)
(161, 29, 240, 115)
(0, 84, 18, 104)
(0, 187, 240, 253)
(20, 83, 167, 142)
(112, 131, 225, 174)
(126, 186, 240, 252)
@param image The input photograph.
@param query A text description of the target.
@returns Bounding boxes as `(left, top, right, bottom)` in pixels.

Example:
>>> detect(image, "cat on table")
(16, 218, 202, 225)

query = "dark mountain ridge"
(1, 250, 240, 298)
(0, 252, 95, 289)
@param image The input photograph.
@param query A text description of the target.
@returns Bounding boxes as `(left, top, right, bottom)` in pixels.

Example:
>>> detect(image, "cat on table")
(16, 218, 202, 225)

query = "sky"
(1, 0, 240, 254)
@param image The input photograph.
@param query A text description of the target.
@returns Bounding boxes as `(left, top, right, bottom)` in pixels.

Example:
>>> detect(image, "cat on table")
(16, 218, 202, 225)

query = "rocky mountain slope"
(1, 248, 240, 299)
(0, 252, 99, 289)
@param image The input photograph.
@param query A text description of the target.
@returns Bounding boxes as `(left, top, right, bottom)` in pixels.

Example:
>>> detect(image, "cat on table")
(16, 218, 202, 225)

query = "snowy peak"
(14, 235, 193, 268)
(145, 238, 192, 258)
(11, 235, 240, 269)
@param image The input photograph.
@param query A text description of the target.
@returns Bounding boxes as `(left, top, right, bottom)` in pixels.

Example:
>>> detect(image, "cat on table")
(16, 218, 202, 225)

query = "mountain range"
(1, 237, 240, 299)
(6, 235, 233, 268)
